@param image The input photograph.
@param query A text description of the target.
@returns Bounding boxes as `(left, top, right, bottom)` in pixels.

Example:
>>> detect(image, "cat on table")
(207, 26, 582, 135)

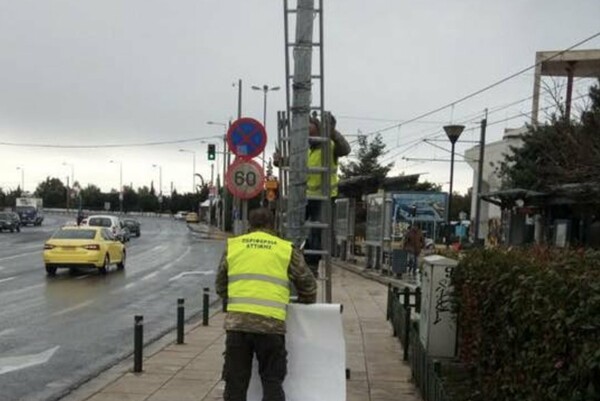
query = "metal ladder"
(279, 0, 333, 303)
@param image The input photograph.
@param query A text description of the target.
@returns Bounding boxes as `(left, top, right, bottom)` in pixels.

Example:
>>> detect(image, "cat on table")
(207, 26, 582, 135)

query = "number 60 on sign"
(226, 159, 265, 200)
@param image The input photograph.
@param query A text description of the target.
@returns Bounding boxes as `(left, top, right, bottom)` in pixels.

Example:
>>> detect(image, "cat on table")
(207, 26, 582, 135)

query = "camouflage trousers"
(223, 331, 287, 401)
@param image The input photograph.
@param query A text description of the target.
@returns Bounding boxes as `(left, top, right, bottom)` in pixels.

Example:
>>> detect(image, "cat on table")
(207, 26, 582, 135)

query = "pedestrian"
(403, 225, 425, 276)
(273, 114, 351, 272)
(216, 207, 317, 401)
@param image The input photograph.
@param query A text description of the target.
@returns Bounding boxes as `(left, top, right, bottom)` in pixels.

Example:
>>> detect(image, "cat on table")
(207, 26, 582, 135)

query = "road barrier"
(177, 298, 185, 344)
(133, 315, 144, 373)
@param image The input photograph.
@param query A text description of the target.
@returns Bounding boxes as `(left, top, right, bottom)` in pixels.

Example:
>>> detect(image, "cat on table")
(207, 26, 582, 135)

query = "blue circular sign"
(226, 118, 267, 159)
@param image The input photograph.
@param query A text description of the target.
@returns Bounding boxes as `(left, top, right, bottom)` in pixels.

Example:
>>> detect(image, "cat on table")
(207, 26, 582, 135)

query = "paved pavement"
(61, 246, 423, 401)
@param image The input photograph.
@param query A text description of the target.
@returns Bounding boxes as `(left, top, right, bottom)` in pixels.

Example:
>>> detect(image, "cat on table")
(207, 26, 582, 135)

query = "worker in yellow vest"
(216, 207, 317, 401)
(273, 115, 351, 270)
(305, 115, 350, 268)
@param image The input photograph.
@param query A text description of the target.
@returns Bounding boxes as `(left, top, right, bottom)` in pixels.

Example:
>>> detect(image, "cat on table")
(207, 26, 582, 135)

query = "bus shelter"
(333, 198, 356, 261)
(364, 191, 448, 275)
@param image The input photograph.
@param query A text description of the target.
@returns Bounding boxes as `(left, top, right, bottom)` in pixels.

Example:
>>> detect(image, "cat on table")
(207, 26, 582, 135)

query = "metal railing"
(387, 283, 454, 401)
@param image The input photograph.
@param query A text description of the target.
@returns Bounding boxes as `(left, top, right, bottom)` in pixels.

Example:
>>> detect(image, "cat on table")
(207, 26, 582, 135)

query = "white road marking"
(0, 346, 60, 375)
(169, 270, 215, 282)
(159, 246, 191, 271)
(141, 272, 158, 281)
(75, 274, 91, 280)
(124, 283, 137, 290)
(51, 300, 94, 317)
(0, 329, 16, 337)
(0, 251, 41, 262)
(0, 276, 17, 285)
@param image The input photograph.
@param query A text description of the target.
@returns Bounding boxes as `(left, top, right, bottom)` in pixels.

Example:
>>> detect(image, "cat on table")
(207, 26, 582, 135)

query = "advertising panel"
(366, 193, 384, 244)
(390, 192, 447, 241)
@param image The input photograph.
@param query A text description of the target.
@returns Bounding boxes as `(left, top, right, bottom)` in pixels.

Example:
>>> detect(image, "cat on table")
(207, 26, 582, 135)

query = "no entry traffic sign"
(226, 158, 265, 200)
(227, 118, 267, 159)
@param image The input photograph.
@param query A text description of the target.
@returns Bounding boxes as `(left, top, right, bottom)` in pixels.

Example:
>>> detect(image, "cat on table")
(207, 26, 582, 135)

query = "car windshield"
(124, 220, 137, 225)
(16, 206, 35, 213)
(52, 229, 97, 240)
(88, 217, 113, 227)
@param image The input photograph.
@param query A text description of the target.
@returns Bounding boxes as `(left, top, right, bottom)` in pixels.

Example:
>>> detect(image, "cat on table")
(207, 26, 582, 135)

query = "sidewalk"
(62, 262, 422, 401)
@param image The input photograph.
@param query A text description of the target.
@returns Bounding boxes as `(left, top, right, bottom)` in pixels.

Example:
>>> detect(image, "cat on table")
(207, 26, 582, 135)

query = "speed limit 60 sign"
(226, 159, 265, 200)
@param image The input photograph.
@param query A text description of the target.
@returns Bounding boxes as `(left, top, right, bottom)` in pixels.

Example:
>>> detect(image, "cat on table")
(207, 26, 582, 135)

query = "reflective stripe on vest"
(226, 231, 292, 321)
(306, 141, 338, 197)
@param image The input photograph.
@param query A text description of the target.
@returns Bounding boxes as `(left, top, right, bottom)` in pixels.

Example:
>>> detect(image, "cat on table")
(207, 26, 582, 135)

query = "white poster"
(247, 303, 346, 401)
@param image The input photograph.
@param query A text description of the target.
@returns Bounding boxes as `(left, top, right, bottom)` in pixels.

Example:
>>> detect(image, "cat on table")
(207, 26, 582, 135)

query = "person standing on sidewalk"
(216, 207, 317, 401)
(403, 225, 425, 276)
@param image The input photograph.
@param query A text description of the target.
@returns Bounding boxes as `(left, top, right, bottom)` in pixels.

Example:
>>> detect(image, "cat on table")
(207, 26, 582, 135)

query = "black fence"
(387, 284, 454, 401)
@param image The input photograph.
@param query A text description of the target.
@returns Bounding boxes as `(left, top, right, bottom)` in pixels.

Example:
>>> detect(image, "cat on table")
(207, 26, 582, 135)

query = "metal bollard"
(202, 287, 209, 326)
(386, 283, 392, 321)
(415, 287, 422, 313)
(134, 315, 143, 373)
(403, 289, 411, 361)
(177, 298, 185, 344)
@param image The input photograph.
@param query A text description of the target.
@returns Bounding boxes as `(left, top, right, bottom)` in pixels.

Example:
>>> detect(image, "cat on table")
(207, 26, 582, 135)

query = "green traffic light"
(207, 144, 216, 160)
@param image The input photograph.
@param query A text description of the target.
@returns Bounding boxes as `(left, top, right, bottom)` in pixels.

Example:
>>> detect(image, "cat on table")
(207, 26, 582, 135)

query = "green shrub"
(451, 247, 600, 401)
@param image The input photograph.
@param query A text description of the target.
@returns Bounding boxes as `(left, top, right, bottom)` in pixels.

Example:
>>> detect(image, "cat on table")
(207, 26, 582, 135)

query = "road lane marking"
(0, 329, 16, 337)
(75, 274, 91, 280)
(0, 276, 16, 285)
(0, 251, 41, 262)
(124, 283, 137, 290)
(159, 246, 191, 271)
(169, 270, 215, 282)
(51, 300, 94, 317)
(141, 272, 158, 281)
(0, 346, 60, 375)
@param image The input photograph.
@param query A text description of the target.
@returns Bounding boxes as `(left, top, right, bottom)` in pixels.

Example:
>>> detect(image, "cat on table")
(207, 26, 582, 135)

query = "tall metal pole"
(287, 0, 314, 247)
(222, 133, 227, 231)
(447, 142, 456, 244)
(119, 162, 123, 213)
(192, 153, 196, 193)
(474, 110, 487, 245)
(209, 164, 214, 226)
(237, 79, 242, 119)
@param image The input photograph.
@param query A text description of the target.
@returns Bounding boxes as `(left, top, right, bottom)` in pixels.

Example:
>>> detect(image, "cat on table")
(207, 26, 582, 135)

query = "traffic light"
(207, 144, 216, 160)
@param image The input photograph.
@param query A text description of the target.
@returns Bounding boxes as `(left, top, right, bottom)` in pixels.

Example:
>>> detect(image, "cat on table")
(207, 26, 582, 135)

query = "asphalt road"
(0, 214, 225, 401)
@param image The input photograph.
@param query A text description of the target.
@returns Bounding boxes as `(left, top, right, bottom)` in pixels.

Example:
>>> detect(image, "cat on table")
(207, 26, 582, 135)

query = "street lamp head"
(443, 124, 465, 145)
(251, 85, 261, 91)
(271, 86, 281, 91)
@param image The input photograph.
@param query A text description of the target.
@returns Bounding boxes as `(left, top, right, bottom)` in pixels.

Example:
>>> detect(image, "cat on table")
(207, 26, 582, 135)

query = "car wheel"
(99, 255, 109, 275)
(117, 251, 126, 270)
(45, 265, 57, 277)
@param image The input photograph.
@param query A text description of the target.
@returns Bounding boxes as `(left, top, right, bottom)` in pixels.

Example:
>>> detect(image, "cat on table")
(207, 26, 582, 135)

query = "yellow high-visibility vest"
(307, 141, 338, 197)
(226, 231, 292, 321)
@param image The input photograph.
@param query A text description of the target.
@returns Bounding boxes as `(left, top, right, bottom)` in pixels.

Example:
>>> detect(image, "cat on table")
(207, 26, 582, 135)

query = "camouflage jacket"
(215, 230, 317, 335)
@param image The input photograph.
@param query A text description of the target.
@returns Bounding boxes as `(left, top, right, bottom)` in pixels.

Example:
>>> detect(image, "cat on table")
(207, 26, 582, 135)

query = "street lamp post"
(443, 124, 465, 246)
(16, 166, 24, 192)
(178, 149, 196, 193)
(251, 84, 280, 183)
(152, 164, 163, 211)
(110, 160, 123, 213)
(62, 162, 75, 212)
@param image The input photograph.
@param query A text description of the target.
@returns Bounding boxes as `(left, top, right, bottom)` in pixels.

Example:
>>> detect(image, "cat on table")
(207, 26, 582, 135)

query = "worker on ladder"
(274, 114, 351, 272)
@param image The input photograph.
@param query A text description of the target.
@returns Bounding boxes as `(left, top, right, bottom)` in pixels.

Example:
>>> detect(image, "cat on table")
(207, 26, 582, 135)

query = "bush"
(451, 247, 600, 401)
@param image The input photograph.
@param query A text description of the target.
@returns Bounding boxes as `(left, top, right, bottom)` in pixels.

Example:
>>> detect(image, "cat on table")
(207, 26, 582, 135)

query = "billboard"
(366, 193, 384, 243)
(391, 192, 447, 241)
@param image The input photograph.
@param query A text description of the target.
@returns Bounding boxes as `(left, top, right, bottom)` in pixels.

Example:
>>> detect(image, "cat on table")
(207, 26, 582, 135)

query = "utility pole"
(286, 0, 314, 248)
(474, 110, 488, 245)
(209, 164, 214, 226)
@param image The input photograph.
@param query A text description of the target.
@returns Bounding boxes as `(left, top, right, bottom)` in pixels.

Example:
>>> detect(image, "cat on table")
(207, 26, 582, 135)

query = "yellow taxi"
(43, 226, 126, 276)
(185, 212, 199, 223)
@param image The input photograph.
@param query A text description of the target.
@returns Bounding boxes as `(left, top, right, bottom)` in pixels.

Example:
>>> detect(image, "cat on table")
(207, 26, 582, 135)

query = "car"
(43, 226, 126, 276)
(0, 211, 20, 233)
(85, 215, 127, 242)
(174, 211, 188, 220)
(122, 218, 141, 237)
(185, 212, 199, 223)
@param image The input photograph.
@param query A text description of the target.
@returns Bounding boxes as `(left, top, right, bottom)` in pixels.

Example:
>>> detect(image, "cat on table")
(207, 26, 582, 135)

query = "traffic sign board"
(226, 158, 265, 200)
(227, 118, 267, 159)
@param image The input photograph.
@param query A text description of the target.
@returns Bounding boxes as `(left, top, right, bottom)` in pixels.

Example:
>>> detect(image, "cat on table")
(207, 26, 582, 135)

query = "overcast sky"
(1, 0, 599, 196)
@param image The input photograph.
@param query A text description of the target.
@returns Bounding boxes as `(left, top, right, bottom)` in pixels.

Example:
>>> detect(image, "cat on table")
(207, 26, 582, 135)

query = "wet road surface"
(0, 214, 224, 401)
